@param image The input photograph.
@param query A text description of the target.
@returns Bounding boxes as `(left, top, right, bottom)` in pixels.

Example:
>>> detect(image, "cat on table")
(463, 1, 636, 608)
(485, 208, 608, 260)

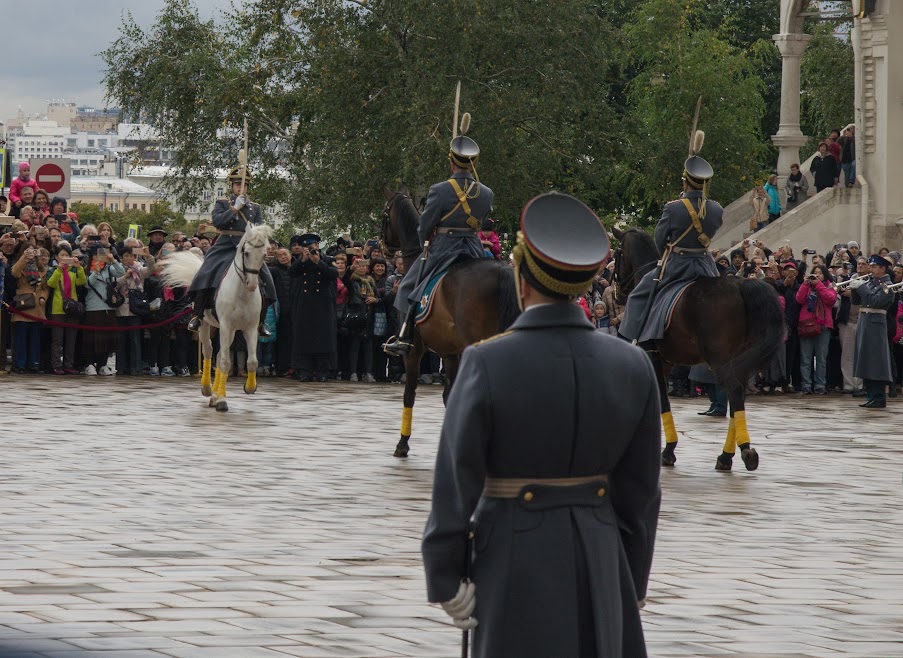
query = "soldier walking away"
(618, 132, 724, 344)
(186, 165, 276, 337)
(422, 192, 661, 657)
(383, 121, 493, 356)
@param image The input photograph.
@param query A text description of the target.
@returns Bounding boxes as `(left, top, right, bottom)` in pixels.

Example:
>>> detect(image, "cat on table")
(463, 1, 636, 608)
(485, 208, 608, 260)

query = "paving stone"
(1, 377, 903, 656)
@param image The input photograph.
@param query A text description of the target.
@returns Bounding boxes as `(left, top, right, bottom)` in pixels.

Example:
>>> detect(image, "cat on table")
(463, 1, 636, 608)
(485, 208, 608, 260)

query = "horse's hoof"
(715, 454, 733, 471)
(201, 385, 212, 397)
(244, 384, 257, 394)
(661, 449, 676, 467)
(394, 437, 410, 458)
(216, 400, 228, 412)
(208, 396, 218, 408)
(741, 447, 759, 471)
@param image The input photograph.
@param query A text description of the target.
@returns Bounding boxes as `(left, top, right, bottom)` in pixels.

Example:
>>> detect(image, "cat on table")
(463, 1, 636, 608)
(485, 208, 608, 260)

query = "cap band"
(512, 231, 599, 297)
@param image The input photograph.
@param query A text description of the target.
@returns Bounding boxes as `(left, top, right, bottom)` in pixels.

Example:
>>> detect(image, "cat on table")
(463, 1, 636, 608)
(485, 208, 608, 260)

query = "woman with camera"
(784, 164, 809, 213)
(795, 264, 838, 394)
(83, 245, 125, 376)
(116, 245, 156, 376)
(46, 241, 87, 374)
(345, 257, 378, 382)
(10, 245, 51, 373)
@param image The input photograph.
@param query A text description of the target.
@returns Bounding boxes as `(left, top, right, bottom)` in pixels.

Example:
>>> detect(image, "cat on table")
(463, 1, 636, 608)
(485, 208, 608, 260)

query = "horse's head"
(611, 227, 658, 305)
(381, 187, 421, 264)
(239, 223, 273, 293)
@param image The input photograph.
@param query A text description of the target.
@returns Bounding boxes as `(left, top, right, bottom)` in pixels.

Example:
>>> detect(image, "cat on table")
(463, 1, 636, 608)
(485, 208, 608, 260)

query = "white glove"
(848, 277, 866, 290)
(440, 580, 477, 630)
(233, 195, 247, 210)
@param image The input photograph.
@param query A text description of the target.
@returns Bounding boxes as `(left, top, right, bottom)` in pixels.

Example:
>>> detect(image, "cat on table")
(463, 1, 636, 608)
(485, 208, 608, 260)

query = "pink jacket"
(795, 280, 837, 330)
(478, 230, 501, 258)
(10, 177, 38, 204)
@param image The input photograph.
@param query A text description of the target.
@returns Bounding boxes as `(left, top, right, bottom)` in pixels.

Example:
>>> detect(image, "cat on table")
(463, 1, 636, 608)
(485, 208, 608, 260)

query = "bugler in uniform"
(422, 192, 661, 657)
(618, 134, 724, 343)
(187, 165, 276, 335)
(849, 254, 895, 407)
(383, 128, 493, 356)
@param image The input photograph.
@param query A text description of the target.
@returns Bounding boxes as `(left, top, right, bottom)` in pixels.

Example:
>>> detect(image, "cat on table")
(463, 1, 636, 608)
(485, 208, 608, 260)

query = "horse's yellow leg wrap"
(246, 371, 257, 392)
(401, 407, 413, 437)
(220, 372, 230, 398)
(201, 358, 212, 389)
(722, 417, 737, 455)
(733, 410, 750, 447)
(661, 411, 678, 445)
(211, 369, 222, 396)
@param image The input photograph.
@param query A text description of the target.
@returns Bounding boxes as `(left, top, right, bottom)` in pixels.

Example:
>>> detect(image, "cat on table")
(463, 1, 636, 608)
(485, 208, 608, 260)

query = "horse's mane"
(240, 223, 274, 248)
(385, 192, 421, 257)
(622, 227, 659, 264)
(395, 195, 420, 238)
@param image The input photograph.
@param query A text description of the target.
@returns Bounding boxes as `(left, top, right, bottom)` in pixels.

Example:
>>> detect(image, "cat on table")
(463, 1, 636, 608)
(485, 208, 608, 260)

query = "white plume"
(160, 251, 204, 289)
(460, 112, 471, 136)
(692, 130, 705, 155)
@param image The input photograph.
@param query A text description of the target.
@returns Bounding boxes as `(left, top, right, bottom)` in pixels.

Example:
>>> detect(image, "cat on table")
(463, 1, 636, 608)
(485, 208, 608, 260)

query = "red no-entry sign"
(35, 163, 66, 194)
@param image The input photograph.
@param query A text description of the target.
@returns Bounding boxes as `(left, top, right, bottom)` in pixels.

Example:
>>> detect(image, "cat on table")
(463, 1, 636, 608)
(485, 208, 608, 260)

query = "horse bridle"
(381, 191, 420, 261)
(233, 240, 264, 285)
(611, 242, 657, 304)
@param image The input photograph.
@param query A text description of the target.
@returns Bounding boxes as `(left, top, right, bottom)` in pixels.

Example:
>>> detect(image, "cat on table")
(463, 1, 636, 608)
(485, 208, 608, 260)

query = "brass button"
(597, 488, 606, 497)
(523, 491, 534, 502)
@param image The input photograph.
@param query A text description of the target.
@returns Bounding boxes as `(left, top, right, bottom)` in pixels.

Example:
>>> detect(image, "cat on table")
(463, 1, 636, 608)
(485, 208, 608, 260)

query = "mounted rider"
(186, 165, 276, 336)
(618, 132, 724, 344)
(383, 125, 494, 356)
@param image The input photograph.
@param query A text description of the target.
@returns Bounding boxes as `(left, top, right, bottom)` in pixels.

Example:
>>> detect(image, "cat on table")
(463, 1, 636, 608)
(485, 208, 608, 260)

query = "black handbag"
(128, 289, 151, 317)
(62, 296, 85, 318)
(13, 293, 36, 310)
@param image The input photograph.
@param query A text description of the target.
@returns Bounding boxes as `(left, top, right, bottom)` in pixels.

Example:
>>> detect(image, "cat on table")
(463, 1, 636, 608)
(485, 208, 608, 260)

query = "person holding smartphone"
(9, 245, 51, 373)
(47, 242, 87, 375)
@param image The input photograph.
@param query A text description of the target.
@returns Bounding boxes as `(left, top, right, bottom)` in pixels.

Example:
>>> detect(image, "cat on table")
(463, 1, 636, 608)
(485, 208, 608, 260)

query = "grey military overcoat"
(853, 277, 895, 381)
(422, 303, 661, 658)
(394, 172, 492, 315)
(619, 190, 723, 342)
(188, 197, 276, 300)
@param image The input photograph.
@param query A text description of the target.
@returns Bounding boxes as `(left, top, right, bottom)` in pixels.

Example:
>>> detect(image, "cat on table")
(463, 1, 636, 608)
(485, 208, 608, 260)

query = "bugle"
(881, 280, 903, 294)
(833, 274, 869, 291)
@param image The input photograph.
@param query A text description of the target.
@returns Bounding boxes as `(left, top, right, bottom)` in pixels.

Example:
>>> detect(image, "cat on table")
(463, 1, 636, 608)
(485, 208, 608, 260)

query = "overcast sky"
(2, 0, 233, 123)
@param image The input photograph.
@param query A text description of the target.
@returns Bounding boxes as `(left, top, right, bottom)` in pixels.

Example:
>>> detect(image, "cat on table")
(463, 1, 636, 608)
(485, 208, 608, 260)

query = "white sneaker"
(349, 373, 358, 382)
(148, 366, 160, 376)
(84, 364, 97, 376)
(99, 365, 116, 376)
(161, 367, 175, 377)
(178, 367, 191, 377)
(363, 373, 376, 383)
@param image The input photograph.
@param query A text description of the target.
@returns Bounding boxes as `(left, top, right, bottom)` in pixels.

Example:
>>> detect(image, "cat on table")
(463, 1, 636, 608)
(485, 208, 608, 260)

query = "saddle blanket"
(415, 271, 449, 325)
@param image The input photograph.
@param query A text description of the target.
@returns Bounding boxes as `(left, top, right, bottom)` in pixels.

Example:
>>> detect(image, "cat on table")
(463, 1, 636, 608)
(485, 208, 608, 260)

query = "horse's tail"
(160, 251, 204, 289)
(731, 278, 785, 383)
(496, 263, 521, 332)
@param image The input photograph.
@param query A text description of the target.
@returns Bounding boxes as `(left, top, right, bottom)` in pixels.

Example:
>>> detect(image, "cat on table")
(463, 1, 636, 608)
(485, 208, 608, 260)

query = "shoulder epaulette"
(472, 329, 516, 347)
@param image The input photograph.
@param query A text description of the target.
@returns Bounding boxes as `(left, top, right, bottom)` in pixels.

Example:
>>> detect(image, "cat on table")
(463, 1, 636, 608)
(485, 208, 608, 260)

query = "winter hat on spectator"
(782, 260, 798, 270)
(847, 241, 860, 249)
(887, 251, 901, 264)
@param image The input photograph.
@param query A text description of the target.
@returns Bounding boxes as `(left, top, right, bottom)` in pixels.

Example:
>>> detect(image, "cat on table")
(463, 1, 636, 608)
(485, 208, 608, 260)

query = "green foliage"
(622, 0, 767, 224)
(101, 0, 813, 237)
(801, 21, 854, 151)
(70, 200, 193, 242)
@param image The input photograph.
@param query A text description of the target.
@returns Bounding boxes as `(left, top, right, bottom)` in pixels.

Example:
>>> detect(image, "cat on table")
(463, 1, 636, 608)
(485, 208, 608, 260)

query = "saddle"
(415, 271, 449, 325)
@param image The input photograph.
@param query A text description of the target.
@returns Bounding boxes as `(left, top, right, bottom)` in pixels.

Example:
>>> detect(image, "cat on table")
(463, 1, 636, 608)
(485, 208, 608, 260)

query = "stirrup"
(258, 322, 272, 338)
(187, 315, 202, 332)
(382, 335, 412, 356)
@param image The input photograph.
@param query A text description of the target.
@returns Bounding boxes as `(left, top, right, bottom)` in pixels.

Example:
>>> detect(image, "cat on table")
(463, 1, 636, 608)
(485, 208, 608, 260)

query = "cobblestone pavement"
(0, 375, 901, 657)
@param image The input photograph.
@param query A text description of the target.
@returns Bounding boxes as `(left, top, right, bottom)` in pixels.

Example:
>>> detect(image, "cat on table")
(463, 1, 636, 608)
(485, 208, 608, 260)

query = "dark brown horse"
(381, 190, 520, 457)
(611, 226, 784, 471)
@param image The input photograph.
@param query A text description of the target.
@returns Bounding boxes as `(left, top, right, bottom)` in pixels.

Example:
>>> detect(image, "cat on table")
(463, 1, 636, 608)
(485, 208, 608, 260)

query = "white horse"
(162, 223, 273, 411)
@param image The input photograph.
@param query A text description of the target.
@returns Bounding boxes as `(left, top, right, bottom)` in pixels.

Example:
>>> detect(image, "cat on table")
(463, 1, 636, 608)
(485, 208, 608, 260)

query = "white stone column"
(772, 33, 812, 180)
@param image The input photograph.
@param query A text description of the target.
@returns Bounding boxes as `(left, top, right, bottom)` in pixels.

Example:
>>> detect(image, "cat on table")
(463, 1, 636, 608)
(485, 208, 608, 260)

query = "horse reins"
(233, 240, 264, 285)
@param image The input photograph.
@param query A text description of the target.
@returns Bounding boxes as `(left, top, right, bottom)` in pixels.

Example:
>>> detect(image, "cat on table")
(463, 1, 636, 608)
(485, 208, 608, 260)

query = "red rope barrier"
(1, 302, 193, 331)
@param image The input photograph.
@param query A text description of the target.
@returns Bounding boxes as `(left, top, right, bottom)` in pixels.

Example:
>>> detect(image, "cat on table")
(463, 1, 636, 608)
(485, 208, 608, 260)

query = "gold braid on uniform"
(512, 231, 598, 298)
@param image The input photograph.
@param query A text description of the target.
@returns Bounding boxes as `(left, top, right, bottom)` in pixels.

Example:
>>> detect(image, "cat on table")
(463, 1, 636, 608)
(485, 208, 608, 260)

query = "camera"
(802, 249, 817, 255)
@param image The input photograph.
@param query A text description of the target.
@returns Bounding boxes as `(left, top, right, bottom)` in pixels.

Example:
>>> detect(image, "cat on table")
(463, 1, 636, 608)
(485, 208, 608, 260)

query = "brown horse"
(611, 226, 784, 471)
(381, 190, 520, 457)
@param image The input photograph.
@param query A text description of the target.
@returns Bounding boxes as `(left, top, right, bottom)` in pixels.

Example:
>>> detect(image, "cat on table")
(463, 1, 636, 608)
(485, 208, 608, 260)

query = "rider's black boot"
(258, 298, 272, 338)
(383, 307, 416, 356)
(187, 290, 208, 333)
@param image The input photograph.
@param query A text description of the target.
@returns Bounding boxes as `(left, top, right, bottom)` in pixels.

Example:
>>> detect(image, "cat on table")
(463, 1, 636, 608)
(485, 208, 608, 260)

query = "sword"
(461, 526, 474, 658)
